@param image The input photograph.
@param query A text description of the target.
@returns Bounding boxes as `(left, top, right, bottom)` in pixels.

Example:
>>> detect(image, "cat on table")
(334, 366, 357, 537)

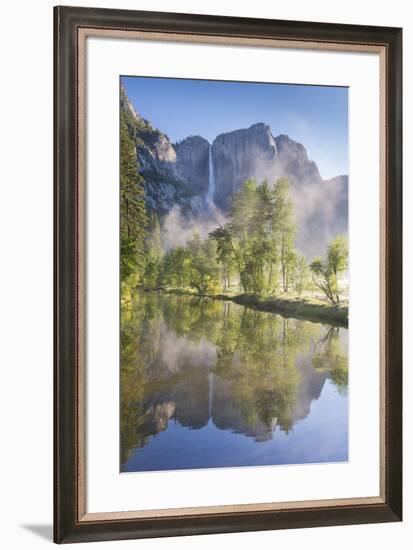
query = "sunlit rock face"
(174, 136, 210, 196)
(136, 131, 210, 215)
(212, 123, 279, 210)
(121, 85, 206, 214)
(211, 124, 325, 211)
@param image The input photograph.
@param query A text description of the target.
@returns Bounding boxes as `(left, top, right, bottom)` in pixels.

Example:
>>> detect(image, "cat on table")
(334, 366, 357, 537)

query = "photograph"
(120, 76, 349, 473)
(51, 4, 402, 543)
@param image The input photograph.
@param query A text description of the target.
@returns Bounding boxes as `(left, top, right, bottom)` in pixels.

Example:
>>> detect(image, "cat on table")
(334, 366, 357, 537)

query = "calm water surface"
(121, 291, 348, 472)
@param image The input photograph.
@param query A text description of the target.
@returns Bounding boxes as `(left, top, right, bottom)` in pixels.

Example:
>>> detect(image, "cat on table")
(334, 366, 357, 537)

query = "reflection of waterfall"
(121, 291, 349, 468)
(208, 371, 214, 419)
(207, 145, 215, 207)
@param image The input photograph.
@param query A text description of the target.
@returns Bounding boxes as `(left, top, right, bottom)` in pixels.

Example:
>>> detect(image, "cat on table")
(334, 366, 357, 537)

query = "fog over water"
(121, 292, 348, 472)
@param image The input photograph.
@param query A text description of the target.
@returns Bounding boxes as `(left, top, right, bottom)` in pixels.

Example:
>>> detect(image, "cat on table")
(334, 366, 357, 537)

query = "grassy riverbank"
(144, 287, 348, 327)
(229, 294, 348, 327)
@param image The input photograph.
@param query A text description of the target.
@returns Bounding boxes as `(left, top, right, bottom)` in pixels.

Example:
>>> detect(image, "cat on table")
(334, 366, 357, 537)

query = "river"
(121, 291, 348, 472)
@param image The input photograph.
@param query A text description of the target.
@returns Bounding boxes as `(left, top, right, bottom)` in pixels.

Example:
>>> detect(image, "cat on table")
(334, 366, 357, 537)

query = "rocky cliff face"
(212, 123, 279, 209)
(211, 123, 324, 210)
(210, 123, 347, 255)
(275, 134, 323, 187)
(120, 86, 141, 122)
(174, 136, 210, 196)
(122, 89, 210, 214)
(121, 86, 348, 255)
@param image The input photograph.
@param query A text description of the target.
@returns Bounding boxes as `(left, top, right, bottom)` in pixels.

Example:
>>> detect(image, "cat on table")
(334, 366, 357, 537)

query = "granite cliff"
(121, 86, 348, 256)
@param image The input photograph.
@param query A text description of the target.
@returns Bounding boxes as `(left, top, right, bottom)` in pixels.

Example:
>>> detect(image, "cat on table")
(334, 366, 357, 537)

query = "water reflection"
(121, 291, 348, 471)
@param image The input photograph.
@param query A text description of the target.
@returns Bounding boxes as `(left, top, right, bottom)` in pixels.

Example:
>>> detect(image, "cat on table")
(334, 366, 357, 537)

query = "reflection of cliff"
(121, 367, 210, 462)
(172, 366, 210, 429)
(292, 357, 329, 422)
(128, 356, 330, 450)
(141, 402, 176, 440)
(211, 376, 278, 442)
(121, 292, 348, 464)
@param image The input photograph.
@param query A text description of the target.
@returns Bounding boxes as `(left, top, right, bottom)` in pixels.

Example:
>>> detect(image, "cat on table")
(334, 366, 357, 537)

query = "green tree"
(310, 235, 348, 304)
(120, 110, 147, 283)
(272, 178, 297, 293)
(290, 254, 309, 296)
(143, 211, 163, 288)
(161, 246, 191, 288)
(312, 326, 348, 395)
(186, 234, 220, 294)
(145, 210, 162, 252)
(209, 224, 246, 291)
(143, 251, 161, 288)
(327, 235, 348, 303)
(210, 178, 299, 296)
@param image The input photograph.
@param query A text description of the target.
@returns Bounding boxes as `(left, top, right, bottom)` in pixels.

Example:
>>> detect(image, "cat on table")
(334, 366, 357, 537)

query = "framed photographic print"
(54, 5, 402, 543)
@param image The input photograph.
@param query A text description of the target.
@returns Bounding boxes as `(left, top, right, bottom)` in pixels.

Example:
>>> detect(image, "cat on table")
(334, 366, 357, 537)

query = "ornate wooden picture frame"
(54, 5, 402, 543)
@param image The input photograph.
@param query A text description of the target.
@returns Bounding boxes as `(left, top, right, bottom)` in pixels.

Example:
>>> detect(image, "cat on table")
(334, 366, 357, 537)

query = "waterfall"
(207, 144, 215, 207)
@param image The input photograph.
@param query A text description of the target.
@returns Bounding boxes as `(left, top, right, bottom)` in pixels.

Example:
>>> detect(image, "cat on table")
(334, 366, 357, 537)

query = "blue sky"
(121, 76, 348, 180)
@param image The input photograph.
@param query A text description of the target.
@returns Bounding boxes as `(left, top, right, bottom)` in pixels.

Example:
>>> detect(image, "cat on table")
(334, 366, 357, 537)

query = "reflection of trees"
(120, 292, 147, 463)
(213, 311, 320, 434)
(312, 326, 348, 395)
(120, 292, 349, 466)
(121, 292, 215, 463)
(161, 294, 223, 343)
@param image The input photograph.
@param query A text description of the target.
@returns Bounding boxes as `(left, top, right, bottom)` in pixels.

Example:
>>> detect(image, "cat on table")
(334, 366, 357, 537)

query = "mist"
(158, 321, 217, 373)
(160, 203, 227, 252)
(291, 177, 348, 258)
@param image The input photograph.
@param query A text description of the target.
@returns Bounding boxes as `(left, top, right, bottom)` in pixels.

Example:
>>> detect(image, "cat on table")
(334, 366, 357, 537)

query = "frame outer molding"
(54, 5, 402, 544)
